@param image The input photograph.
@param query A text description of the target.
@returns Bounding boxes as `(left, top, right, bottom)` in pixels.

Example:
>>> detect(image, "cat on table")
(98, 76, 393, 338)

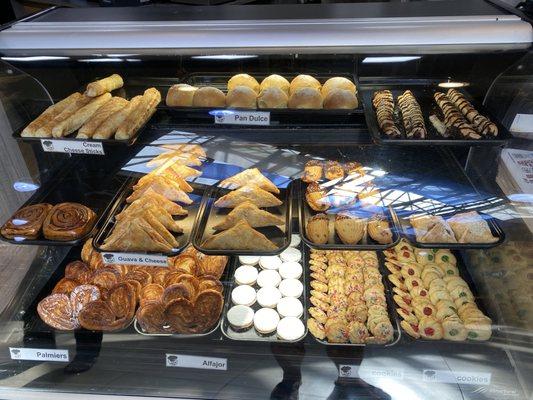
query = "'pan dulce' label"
(212, 110, 270, 126)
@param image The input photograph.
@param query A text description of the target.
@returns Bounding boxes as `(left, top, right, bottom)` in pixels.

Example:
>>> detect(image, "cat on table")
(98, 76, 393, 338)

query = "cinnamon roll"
(1, 203, 52, 240)
(42, 202, 97, 241)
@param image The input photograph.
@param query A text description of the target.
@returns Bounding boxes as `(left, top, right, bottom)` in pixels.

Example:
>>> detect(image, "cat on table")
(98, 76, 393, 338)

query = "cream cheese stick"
(85, 74, 123, 97)
(115, 88, 161, 140)
(77, 97, 129, 139)
(93, 95, 142, 139)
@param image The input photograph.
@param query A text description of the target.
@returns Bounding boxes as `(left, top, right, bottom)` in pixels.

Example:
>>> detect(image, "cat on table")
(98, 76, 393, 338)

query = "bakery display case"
(0, 1, 532, 399)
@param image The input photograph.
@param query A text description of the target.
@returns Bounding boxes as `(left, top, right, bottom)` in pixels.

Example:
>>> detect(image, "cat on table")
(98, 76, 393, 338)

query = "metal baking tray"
(380, 250, 496, 343)
(360, 82, 512, 146)
(392, 207, 505, 249)
(298, 180, 400, 250)
(0, 170, 128, 247)
(134, 257, 233, 338)
(27, 246, 134, 334)
(93, 178, 205, 257)
(191, 182, 293, 256)
(220, 244, 308, 343)
(11, 97, 153, 147)
(160, 73, 364, 120)
(305, 245, 401, 346)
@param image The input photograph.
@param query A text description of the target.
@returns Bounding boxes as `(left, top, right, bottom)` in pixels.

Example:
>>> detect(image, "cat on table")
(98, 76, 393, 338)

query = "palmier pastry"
(306, 213, 329, 245)
(136, 301, 167, 333)
(70, 284, 100, 318)
(52, 278, 80, 295)
(81, 238, 94, 264)
(163, 283, 196, 304)
(193, 289, 224, 332)
(42, 203, 97, 241)
(38, 293, 79, 330)
(107, 282, 136, 319)
(367, 215, 394, 244)
(124, 269, 152, 287)
(168, 254, 197, 275)
(91, 268, 121, 291)
(164, 298, 196, 333)
(334, 212, 366, 245)
(64, 261, 92, 284)
(140, 284, 165, 306)
(1, 203, 52, 240)
(78, 300, 117, 331)
(302, 160, 323, 183)
(305, 182, 330, 212)
(324, 161, 344, 181)
(197, 276, 224, 294)
(195, 253, 228, 279)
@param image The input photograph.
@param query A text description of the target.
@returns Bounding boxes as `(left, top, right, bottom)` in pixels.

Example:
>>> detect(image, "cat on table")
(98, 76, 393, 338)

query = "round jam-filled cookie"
(231, 285, 257, 307)
(393, 294, 413, 312)
(413, 303, 436, 319)
(401, 263, 422, 279)
(348, 321, 369, 344)
(385, 261, 402, 274)
(442, 317, 468, 341)
(429, 289, 452, 305)
(280, 247, 302, 263)
(277, 297, 303, 318)
(227, 305, 255, 330)
(257, 270, 282, 288)
(397, 308, 418, 325)
(259, 256, 282, 271)
(257, 286, 282, 308)
(396, 239, 414, 253)
(309, 306, 328, 325)
(435, 250, 457, 266)
(254, 308, 280, 334)
(465, 321, 492, 341)
(289, 234, 301, 248)
(307, 317, 326, 340)
(418, 316, 443, 340)
(234, 265, 259, 286)
(277, 317, 305, 341)
(422, 272, 441, 288)
(400, 320, 420, 339)
(415, 249, 435, 264)
(445, 276, 468, 291)
(410, 286, 429, 298)
(422, 264, 444, 278)
(279, 262, 303, 280)
(429, 278, 447, 290)
(239, 255, 260, 266)
(437, 262, 459, 277)
(405, 277, 423, 292)
(449, 286, 474, 303)
(393, 286, 410, 298)
(388, 274, 406, 290)
(436, 304, 457, 321)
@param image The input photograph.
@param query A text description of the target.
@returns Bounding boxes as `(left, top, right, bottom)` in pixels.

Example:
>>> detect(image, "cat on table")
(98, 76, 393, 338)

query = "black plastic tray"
(380, 250, 496, 343)
(192, 182, 293, 256)
(221, 243, 307, 343)
(93, 178, 205, 257)
(298, 180, 400, 250)
(393, 208, 505, 250)
(0, 171, 128, 247)
(360, 82, 512, 146)
(134, 256, 233, 338)
(305, 245, 401, 346)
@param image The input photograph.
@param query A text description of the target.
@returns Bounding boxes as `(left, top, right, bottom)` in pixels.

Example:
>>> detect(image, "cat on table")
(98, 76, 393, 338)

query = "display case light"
(78, 58, 124, 63)
(438, 79, 469, 88)
(362, 56, 421, 63)
(1, 56, 69, 62)
(191, 55, 258, 60)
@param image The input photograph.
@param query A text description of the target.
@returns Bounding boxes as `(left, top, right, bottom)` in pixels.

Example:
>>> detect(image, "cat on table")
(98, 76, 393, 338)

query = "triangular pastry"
(117, 203, 183, 233)
(113, 213, 178, 248)
(220, 168, 280, 194)
(212, 201, 284, 230)
(447, 211, 497, 243)
(420, 222, 457, 243)
(127, 177, 193, 205)
(159, 144, 206, 158)
(131, 189, 188, 216)
(147, 151, 202, 168)
(138, 172, 193, 193)
(202, 220, 277, 251)
(101, 218, 174, 253)
(214, 184, 282, 208)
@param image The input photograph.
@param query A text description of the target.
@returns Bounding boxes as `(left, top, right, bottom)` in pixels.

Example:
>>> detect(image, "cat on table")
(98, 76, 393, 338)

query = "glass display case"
(0, 2, 532, 399)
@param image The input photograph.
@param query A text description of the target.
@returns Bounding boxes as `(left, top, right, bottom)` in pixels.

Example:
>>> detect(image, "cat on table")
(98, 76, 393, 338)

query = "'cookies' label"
(41, 139, 105, 155)
(212, 110, 270, 126)
(166, 354, 227, 370)
(101, 252, 168, 266)
(422, 369, 491, 385)
(9, 347, 69, 362)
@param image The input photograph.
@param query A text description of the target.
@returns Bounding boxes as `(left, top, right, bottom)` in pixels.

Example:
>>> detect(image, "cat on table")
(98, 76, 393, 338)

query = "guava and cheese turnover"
(219, 168, 280, 194)
(214, 185, 282, 208)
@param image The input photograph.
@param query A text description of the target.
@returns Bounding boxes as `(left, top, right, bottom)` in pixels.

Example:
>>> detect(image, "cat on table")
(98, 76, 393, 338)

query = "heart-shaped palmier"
(124, 269, 152, 287)
(149, 267, 169, 286)
(164, 271, 185, 287)
(125, 279, 142, 302)
(91, 268, 120, 291)
(38, 293, 79, 330)
(168, 254, 197, 275)
(162, 283, 196, 305)
(136, 301, 167, 334)
(64, 261, 91, 284)
(197, 255, 228, 279)
(78, 300, 116, 331)
(193, 289, 224, 333)
(164, 298, 196, 333)
(70, 285, 100, 318)
(197, 275, 223, 294)
(52, 277, 80, 295)
(89, 251, 104, 270)
(140, 283, 165, 306)
(107, 282, 136, 319)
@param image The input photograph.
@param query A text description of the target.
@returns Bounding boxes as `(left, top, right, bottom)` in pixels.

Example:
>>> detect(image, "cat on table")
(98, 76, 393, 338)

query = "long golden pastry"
(85, 74, 124, 97)
(77, 97, 129, 138)
(115, 88, 161, 140)
(93, 95, 142, 139)
(34, 94, 92, 138)
(51, 93, 112, 138)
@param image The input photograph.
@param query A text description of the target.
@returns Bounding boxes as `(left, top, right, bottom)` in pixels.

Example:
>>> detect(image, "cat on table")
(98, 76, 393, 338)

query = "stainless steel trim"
(0, 15, 531, 53)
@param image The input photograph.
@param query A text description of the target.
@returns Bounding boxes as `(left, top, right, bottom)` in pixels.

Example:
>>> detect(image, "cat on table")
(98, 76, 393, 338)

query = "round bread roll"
(257, 87, 288, 109)
(260, 74, 290, 95)
(192, 87, 226, 108)
(290, 74, 321, 94)
(288, 87, 323, 109)
(226, 86, 257, 109)
(166, 84, 198, 107)
(323, 89, 358, 109)
(228, 74, 260, 94)
(321, 77, 357, 97)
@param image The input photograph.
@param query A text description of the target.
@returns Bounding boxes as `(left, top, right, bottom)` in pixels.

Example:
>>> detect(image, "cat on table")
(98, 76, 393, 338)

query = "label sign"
(9, 347, 69, 362)
(358, 366, 404, 380)
(166, 354, 227, 370)
(212, 110, 270, 126)
(422, 369, 491, 385)
(41, 139, 105, 155)
(510, 113, 533, 134)
(101, 252, 168, 266)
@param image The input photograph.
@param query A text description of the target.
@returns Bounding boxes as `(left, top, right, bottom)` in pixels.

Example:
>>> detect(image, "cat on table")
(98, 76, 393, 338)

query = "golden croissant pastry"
(1, 203, 53, 240)
(212, 201, 284, 230)
(219, 168, 279, 194)
(214, 184, 282, 208)
(42, 202, 97, 241)
(202, 220, 278, 251)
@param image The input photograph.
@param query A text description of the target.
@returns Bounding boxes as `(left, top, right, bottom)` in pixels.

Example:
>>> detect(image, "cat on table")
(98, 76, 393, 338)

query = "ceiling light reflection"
(362, 56, 421, 63)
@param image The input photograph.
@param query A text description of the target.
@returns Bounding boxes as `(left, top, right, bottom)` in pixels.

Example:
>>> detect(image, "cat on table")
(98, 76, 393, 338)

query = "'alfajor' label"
(165, 354, 227, 370)
(212, 110, 270, 126)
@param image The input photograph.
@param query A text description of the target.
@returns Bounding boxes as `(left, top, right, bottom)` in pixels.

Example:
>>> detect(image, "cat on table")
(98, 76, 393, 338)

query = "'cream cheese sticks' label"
(41, 139, 104, 155)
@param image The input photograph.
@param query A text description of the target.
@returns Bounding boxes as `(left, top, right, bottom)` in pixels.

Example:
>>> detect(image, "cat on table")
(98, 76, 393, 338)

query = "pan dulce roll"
(323, 89, 358, 109)
(192, 87, 226, 108)
(288, 87, 323, 109)
(260, 74, 290, 95)
(0, 203, 53, 240)
(257, 87, 288, 109)
(228, 74, 260, 94)
(42, 202, 97, 241)
(289, 75, 321, 94)
(321, 77, 357, 97)
(166, 84, 198, 107)
(226, 86, 257, 109)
